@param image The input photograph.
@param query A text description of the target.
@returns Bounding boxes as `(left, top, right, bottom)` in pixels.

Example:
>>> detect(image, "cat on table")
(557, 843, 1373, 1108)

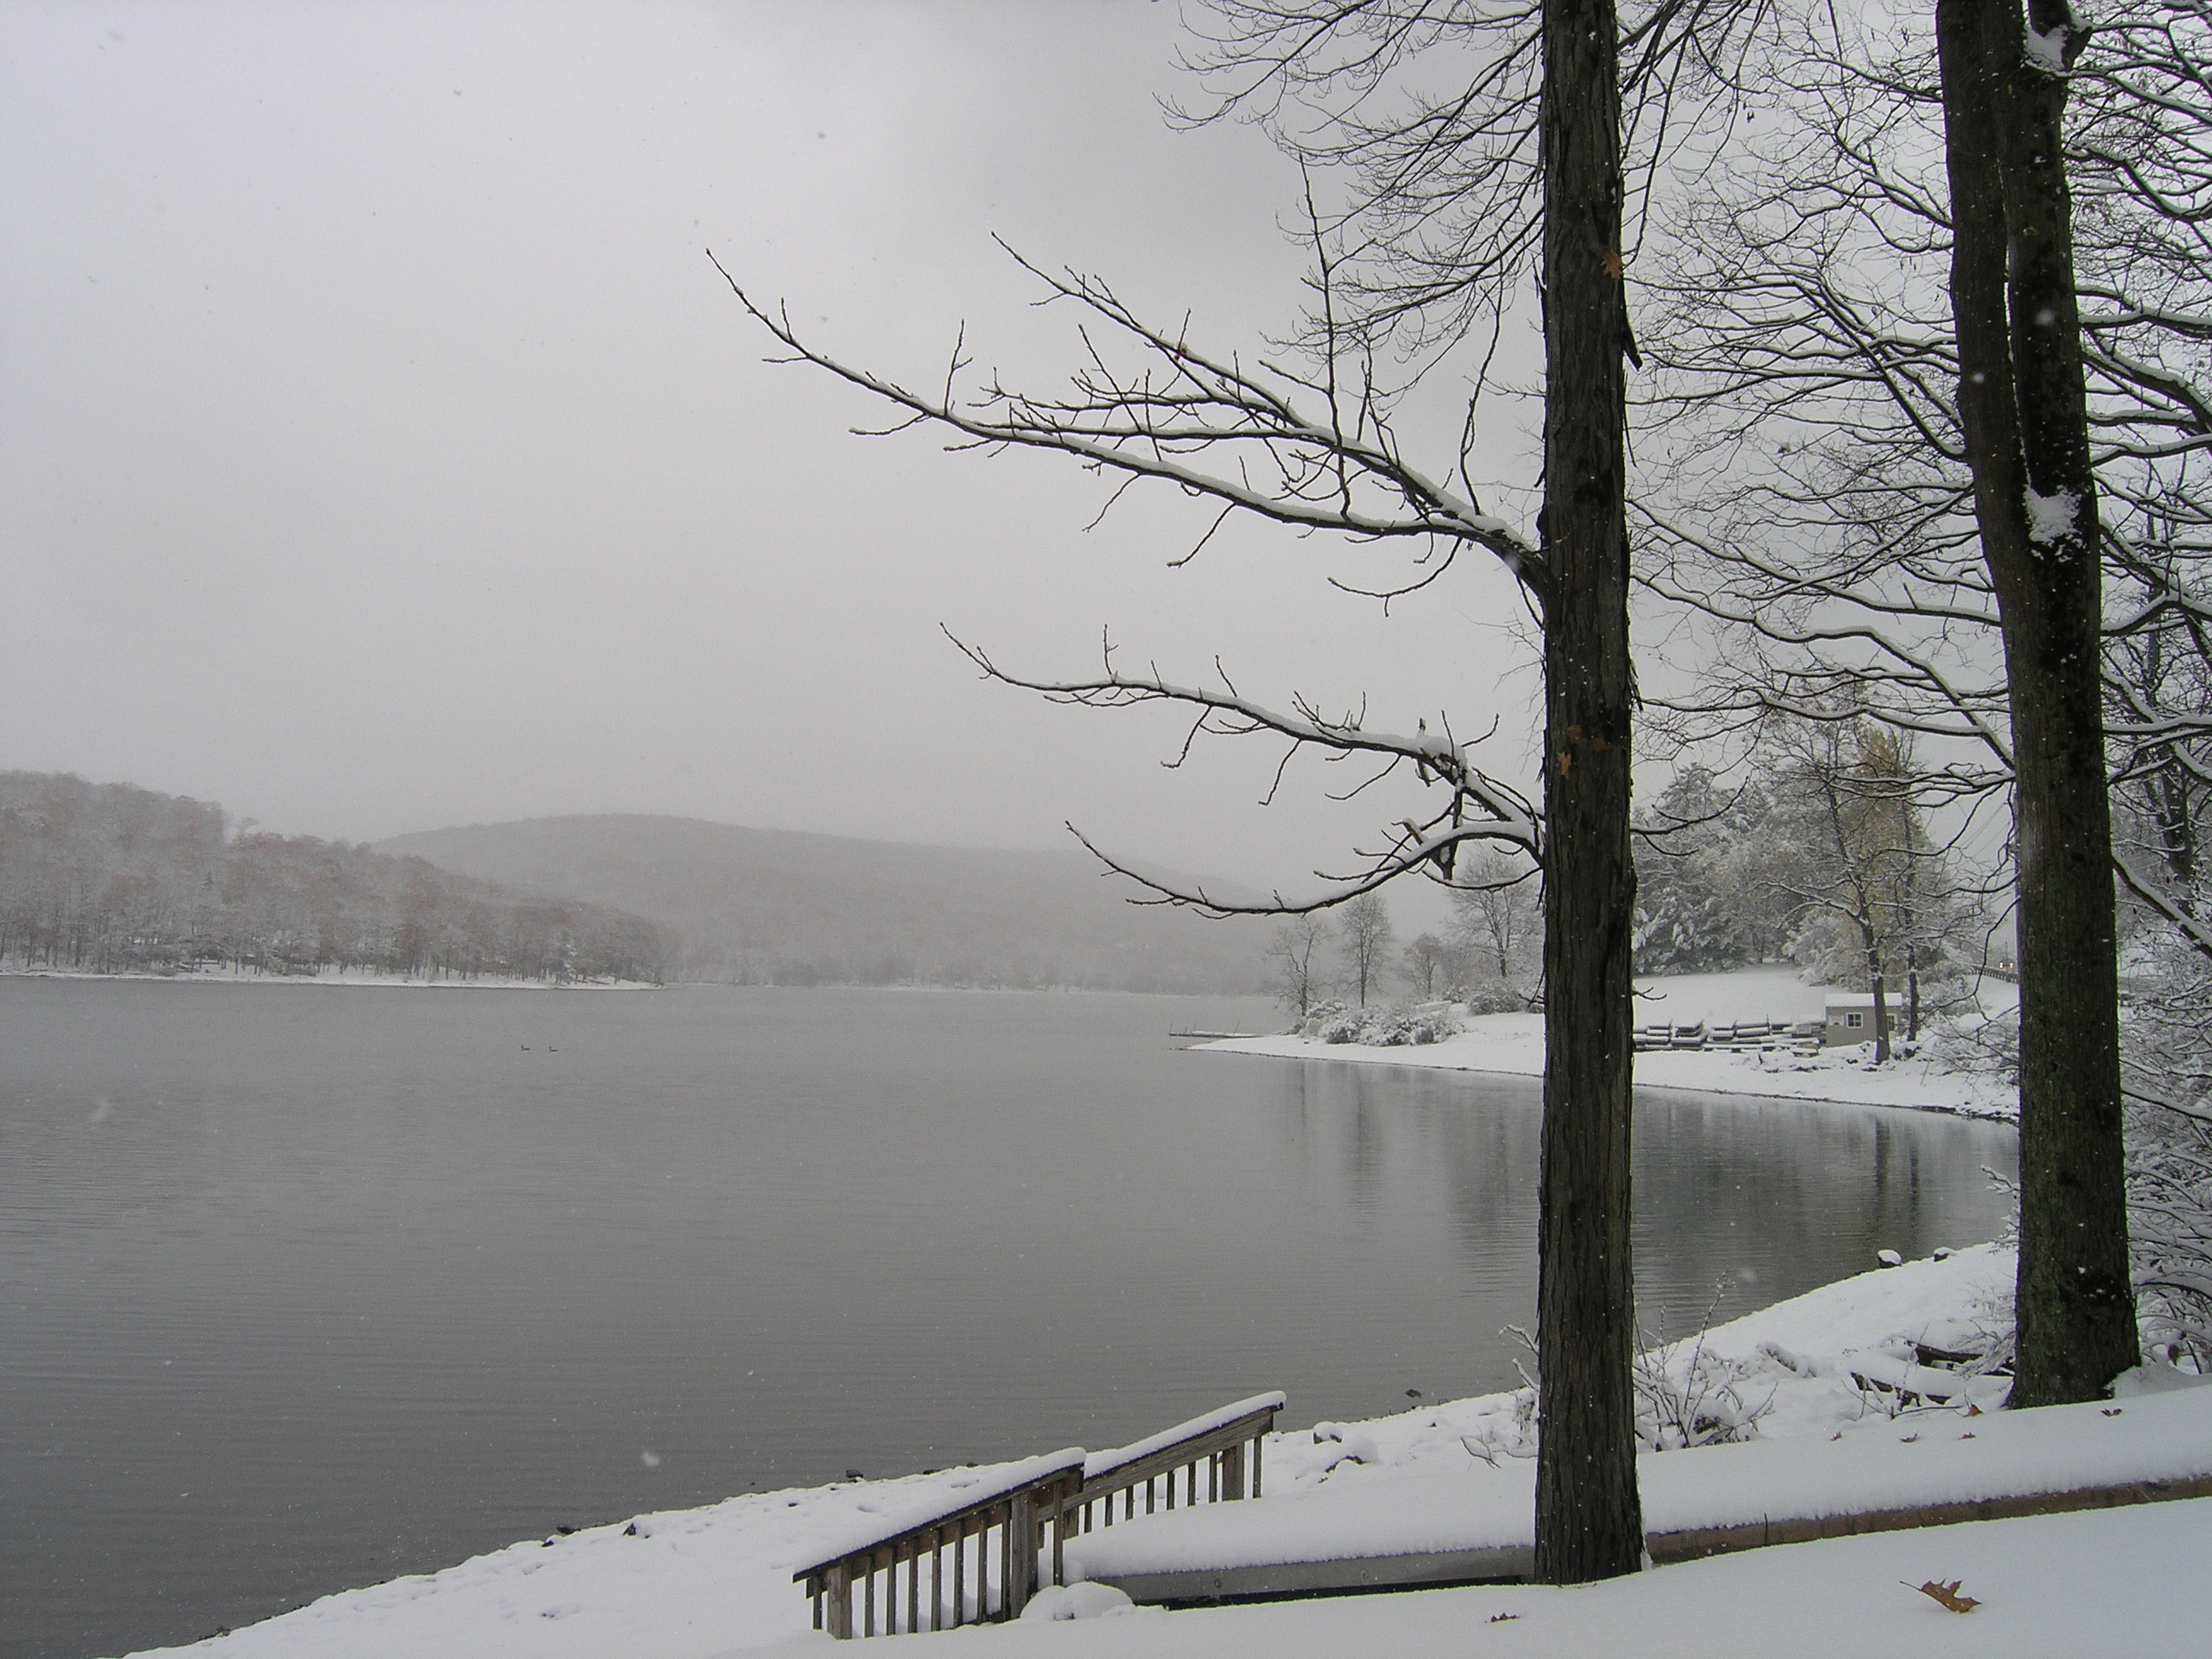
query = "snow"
(766, 1500, 2212, 1658)
(1016, 1583, 1137, 1622)
(1202, 969, 2019, 1121)
(1066, 1244, 2212, 1579)
(123, 1244, 2212, 1659)
(1064, 1383, 2212, 1580)
(2023, 15, 2077, 74)
(798, 1449, 1085, 1577)
(1085, 1394, 1285, 1481)
(2023, 483, 2081, 542)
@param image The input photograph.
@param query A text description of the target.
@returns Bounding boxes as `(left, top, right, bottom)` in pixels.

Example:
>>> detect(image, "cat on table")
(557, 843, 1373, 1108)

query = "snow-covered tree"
(1631, 765, 1790, 975)
(1761, 722, 1986, 1057)
(1629, 0, 2192, 1405)
(730, 0, 1776, 1586)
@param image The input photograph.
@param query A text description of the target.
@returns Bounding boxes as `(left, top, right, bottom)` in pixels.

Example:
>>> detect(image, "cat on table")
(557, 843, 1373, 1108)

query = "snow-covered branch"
(950, 632, 1539, 915)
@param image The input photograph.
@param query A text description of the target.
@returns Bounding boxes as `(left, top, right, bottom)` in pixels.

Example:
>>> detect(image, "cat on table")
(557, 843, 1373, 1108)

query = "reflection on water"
(0, 981, 2015, 1659)
(1273, 1062, 2013, 1341)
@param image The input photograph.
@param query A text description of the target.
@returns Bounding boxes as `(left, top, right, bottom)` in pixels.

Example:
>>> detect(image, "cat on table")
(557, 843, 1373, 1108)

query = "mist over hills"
(375, 814, 1277, 993)
(0, 772, 670, 983)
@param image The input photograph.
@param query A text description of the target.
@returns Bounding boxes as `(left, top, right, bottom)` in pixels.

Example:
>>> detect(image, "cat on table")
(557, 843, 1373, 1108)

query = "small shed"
(1823, 992, 1879, 1045)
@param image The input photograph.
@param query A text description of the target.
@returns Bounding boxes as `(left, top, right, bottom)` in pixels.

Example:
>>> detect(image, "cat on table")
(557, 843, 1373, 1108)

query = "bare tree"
(1760, 719, 1980, 1061)
(713, 0, 1777, 1577)
(1268, 912, 1333, 1015)
(1452, 847, 1542, 985)
(1336, 890, 1396, 1004)
(1936, 0, 2138, 1404)
(1400, 929, 1455, 997)
(1624, 0, 2204, 1402)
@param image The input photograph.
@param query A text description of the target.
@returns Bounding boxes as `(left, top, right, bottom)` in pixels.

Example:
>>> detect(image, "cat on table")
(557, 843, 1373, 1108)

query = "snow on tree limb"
(946, 630, 1539, 915)
(707, 247, 1547, 604)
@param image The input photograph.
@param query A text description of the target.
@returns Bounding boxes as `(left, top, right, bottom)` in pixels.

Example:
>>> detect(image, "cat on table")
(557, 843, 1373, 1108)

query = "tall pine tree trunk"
(1936, 0, 2136, 1405)
(1534, 0, 1643, 1582)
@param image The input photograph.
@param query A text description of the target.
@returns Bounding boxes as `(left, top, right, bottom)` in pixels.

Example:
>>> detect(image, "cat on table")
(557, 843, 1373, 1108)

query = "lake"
(0, 979, 2019, 1659)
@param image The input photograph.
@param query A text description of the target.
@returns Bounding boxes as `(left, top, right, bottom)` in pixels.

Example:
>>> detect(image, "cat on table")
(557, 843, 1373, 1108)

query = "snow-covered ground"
(1201, 969, 2021, 1120)
(127, 1245, 2211, 1659)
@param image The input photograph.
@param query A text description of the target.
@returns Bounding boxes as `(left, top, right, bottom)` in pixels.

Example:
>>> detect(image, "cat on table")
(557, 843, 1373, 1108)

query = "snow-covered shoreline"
(2, 966, 661, 991)
(1198, 969, 2021, 1122)
(1196, 1017, 2017, 1121)
(125, 1244, 2211, 1659)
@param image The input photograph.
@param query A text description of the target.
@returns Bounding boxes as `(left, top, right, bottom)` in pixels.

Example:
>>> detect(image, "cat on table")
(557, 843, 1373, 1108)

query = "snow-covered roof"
(1822, 992, 1877, 1010)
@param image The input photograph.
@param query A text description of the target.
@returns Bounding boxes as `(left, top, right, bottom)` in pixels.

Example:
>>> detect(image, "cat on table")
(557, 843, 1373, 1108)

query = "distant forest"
(0, 772, 670, 983)
(380, 814, 1277, 994)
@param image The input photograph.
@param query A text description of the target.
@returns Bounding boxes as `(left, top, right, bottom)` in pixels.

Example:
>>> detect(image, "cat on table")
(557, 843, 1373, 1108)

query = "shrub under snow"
(1298, 999, 1466, 1046)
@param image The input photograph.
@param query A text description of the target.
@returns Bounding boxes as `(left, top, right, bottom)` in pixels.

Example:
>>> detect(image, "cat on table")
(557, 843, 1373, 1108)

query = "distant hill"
(375, 815, 1276, 993)
(0, 772, 671, 983)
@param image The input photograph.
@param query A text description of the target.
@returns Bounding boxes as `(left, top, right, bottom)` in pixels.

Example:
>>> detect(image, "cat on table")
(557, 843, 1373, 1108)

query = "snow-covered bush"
(2127, 1103, 2212, 1373)
(1458, 982, 1529, 1016)
(1633, 1312, 1777, 1451)
(1298, 999, 1465, 1045)
(1894, 982, 2208, 1374)
(2119, 934, 2212, 1373)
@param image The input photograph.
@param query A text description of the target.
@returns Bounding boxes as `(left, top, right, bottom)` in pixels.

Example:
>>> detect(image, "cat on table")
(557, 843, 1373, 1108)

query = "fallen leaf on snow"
(1906, 1579, 1982, 1614)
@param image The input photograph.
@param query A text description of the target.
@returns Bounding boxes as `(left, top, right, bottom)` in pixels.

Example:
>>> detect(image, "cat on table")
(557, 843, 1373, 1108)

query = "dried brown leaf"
(1906, 1578, 1982, 1614)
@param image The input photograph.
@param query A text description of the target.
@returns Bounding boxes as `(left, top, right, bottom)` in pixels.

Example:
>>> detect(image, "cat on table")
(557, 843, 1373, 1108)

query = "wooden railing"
(795, 1450, 1085, 1639)
(1070, 1392, 1284, 1534)
(794, 1393, 1284, 1638)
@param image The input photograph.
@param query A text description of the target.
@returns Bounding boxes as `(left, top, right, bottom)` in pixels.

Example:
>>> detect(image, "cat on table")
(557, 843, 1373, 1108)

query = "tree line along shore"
(0, 771, 671, 986)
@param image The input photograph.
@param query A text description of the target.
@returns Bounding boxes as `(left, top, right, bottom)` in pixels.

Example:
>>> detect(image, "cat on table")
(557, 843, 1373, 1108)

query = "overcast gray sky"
(3, 0, 1546, 897)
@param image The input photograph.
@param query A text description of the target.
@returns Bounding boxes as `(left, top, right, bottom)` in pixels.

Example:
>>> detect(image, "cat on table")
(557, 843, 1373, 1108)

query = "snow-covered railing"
(793, 1393, 1285, 1638)
(1069, 1392, 1284, 1535)
(794, 1448, 1085, 1638)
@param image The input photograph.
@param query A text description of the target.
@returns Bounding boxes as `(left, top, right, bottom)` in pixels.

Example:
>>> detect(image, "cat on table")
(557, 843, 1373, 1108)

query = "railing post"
(952, 1517, 966, 1627)
(1006, 1492, 1038, 1616)
(1223, 1439, 1247, 1500)
(825, 1562, 853, 1640)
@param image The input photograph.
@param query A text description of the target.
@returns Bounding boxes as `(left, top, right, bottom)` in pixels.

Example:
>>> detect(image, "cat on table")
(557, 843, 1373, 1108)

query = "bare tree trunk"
(1866, 940, 1892, 1065)
(1534, 0, 1643, 1584)
(1937, 0, 2136, 1405)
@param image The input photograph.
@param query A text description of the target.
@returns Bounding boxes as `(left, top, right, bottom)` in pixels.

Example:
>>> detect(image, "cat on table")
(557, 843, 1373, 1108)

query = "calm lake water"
(0, 979, 2018, 1659)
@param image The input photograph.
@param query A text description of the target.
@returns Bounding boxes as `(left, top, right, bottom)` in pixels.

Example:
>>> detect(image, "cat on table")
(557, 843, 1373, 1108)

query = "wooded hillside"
(377, 814, 1275, 993)
(0, 772, 670, 983)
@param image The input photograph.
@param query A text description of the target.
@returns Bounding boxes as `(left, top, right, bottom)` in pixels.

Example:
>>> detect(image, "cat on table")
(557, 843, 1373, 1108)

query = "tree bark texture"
(1534, 0, 1644, 1582)
(1936, 0, 2137, 1405)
